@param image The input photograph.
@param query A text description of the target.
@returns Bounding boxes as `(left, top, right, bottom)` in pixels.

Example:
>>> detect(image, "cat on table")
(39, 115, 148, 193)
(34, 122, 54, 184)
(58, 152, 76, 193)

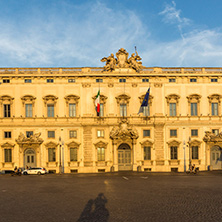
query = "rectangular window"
(3, 79, 10, 83)
(70, 148, 77, 161)
(24, 79, 32, 83)
(191, 103, 197, 116)
(120, 103, 127, 116)
(143, 130, 150, 137)
(48, 148, 56, 162)
(190, 78, 197, 82)
(211, 79, 218, 82)
(191, 129, 198, 136)
(119, 79, 126, 83)
(97, 130, 104, 138)
(26, 131, 33, 138)
(69, 130, 77, 138)
(96, 79, 103, 82)
(99, 103, 104, 117)
(48, 131, 55, 138)
(69, 103, 76, 117)
(169, 79, 176, 82)
(142, 79, 149, 82)
(211, 103, 218, 116)
(68, 79, 75, 83)
(144, 146, 151, 160)
(46, 79, 54, 83)
(4, 149, 12, 162)
(143, 105, 150, 116)
(97, 148, 105, 161)
(212, 129, 219, 135)
(4, 131, 11, 138)
(47, 104, 54, 117)
(192, 146, 199, 159)
(25, 104, 33, 117)
(4, 104, 11, 117)
(170, 129, 177, 137)
(169, 103, 176, 116)
(171, 146, 178, 160)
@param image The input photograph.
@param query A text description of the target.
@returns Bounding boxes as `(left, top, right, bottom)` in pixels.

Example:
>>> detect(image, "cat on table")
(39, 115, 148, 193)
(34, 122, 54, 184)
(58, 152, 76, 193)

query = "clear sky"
(0, 0, 222, 68)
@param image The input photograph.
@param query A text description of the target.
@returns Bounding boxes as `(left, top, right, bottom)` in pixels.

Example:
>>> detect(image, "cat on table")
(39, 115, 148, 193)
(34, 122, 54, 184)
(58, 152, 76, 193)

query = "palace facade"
(0, 48, 222, 173)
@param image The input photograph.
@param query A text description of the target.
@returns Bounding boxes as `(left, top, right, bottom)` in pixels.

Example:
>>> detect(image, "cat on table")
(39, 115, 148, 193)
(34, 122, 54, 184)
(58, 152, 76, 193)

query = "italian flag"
(95, 90, 100, 116)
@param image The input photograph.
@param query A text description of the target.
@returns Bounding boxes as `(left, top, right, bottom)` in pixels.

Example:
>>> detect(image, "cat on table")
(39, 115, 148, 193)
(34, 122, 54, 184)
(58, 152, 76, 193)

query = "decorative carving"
(66, 141, 81, 148)
(108, 83, 114, 87)
(94, 141, 108, 148)
(44, 141, 58, 148)
(101, 48, 143, 72)
(43, 95, 58, 104)
(208, 94, 222, 104)
(167, 139, 181, 146)
(187, 94, 201, 103)
(110, 118, 138, 140)
(16, 132, 44, 145)
(115, 94, 130, 105)
(64, 95, 80, 105)
(203, 131, 222, 142)
(0, 95, 14, 104)
(132, 83, 137, 88)
(82, 83, 91, 88)
(21, 95, 36, 105)
(154, 83, 163, 88)
(92, 94, 108, 104)
(1, 142, 15, 148)
(165, 94, 180, 104)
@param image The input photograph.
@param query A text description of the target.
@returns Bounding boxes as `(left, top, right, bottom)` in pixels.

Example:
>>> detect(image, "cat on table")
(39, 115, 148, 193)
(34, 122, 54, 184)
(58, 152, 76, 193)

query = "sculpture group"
(101, 48, 143, 72)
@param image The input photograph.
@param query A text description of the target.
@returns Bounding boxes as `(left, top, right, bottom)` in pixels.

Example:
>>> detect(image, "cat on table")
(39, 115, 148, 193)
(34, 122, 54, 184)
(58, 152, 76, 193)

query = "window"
(191, 129, 198, 136)
(68, 79, 75, 83)
(46, 79, 54, 83)
(24, 79, 32, 83)
(120, 103, 127, 116)
(96, 79, 103, 82)
(69, 130, 77, 138)
(70, 148, 77, 161)
(47, 104, 54, 117)
(97, 148, 105, 161)
(190, 78, 197, 82)
(211, 79, 218, 82)
(170, 130, 177, 137)
(4, 131, 11, 138)
(99, 103, 104, 117)
(169, 103, 176, 116)
(25, 104, 33, 117)
(192, 146, 198, 159)
(169, 79, 176, 82)
(4, 104, 11, 117)
(48, 148, 56, 162)
(26, 131, 33, 138)
(191, 103, 197, 116)
(48, 131, 55, 138)
(143, 105, 150, 116)
(3, 79, 10, 83)
(142, 79, 149, 82)
(97, 130, 104, 138)
(119, 79, 126, 83)
(144, 147, 151, 160)
(212, 129, 219, 135)
(4, 149, 12, 162)
(143, 130, 150, 137)
(170, 146, 178, 159)
(69, 104, 76, 117)
(211, 103, 218, 116)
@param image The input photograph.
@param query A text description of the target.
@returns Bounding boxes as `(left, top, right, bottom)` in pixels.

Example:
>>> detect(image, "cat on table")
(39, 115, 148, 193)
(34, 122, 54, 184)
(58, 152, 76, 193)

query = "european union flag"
(138, 88, 150, 114)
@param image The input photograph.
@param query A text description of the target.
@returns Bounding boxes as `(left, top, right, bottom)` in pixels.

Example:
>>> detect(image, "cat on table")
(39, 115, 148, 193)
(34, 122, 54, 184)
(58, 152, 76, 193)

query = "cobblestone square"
(0, 171, 221, 222)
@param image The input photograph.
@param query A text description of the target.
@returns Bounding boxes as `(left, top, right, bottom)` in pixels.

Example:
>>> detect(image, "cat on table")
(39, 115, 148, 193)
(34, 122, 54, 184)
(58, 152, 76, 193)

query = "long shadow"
(77, 193, 109, 222)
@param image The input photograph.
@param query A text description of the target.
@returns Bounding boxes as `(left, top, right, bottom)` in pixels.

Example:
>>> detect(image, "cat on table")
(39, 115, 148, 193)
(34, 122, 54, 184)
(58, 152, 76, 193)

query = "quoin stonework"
(0, 48, 222, 173)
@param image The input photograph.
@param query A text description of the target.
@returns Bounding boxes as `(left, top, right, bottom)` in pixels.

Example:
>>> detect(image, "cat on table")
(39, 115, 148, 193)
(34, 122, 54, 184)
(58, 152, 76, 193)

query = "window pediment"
(188, 139, 202, 146)
(139, 94, 153, 104)
(66, 141, 81, 148)
(208, 94, 222, 103)
(165, 94, 180, 103)
(92, 94, 108, 104)
(115, 94, 131, 104)
(21, 95, 36, 104)
(0, 95, 14, 104)
(44, 141, 59, 148)
(1, 142, 15, 148)
(167, 139, 181, 146)
(94, 140, 108, 148)
(187, 94, 201, 103)
(140, 139, 153, 146)
(43, 95, 58, 104)
(64, 95, 80, 104)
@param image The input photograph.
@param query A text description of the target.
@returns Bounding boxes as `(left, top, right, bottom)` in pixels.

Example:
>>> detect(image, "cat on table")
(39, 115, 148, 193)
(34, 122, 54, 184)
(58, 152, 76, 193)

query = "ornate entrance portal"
(118, 143, 132, 171)
(24, 149, 36, 168)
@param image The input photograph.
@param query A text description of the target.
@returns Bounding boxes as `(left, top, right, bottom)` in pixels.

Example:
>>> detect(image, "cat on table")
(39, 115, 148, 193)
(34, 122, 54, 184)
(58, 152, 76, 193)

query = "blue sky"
(0, 0, 222, 67)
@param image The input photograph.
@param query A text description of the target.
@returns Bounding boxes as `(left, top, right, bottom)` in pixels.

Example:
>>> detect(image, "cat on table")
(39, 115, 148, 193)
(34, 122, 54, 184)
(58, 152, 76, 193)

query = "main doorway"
(210, 146, 222, 170)
(24, 149, 36, 168)
(118, 143, 132, 171)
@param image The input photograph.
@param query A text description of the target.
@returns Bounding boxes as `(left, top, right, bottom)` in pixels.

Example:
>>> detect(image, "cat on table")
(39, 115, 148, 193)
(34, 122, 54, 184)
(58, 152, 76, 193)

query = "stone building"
(0, 48, 222, 173)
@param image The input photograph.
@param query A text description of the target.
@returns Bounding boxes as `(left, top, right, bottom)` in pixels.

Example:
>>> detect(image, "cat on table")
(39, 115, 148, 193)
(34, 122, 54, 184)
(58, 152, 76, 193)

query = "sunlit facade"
(0, 50, 222, 173)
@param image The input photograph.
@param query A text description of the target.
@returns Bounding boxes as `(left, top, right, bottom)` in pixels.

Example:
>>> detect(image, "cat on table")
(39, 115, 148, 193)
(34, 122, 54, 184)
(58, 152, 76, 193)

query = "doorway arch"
(210, 146, 222, 170)
(118, 143, 132, 171)
(24, 148, 36, 168)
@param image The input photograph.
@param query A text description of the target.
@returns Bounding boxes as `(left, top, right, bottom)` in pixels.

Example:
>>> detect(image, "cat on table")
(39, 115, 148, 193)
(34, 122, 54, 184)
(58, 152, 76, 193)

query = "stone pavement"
(0, 171, 221, 222)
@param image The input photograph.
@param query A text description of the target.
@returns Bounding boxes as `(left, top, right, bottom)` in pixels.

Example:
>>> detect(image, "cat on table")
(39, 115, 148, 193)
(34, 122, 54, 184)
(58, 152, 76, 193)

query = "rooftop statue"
(101, 48, 143, 72)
